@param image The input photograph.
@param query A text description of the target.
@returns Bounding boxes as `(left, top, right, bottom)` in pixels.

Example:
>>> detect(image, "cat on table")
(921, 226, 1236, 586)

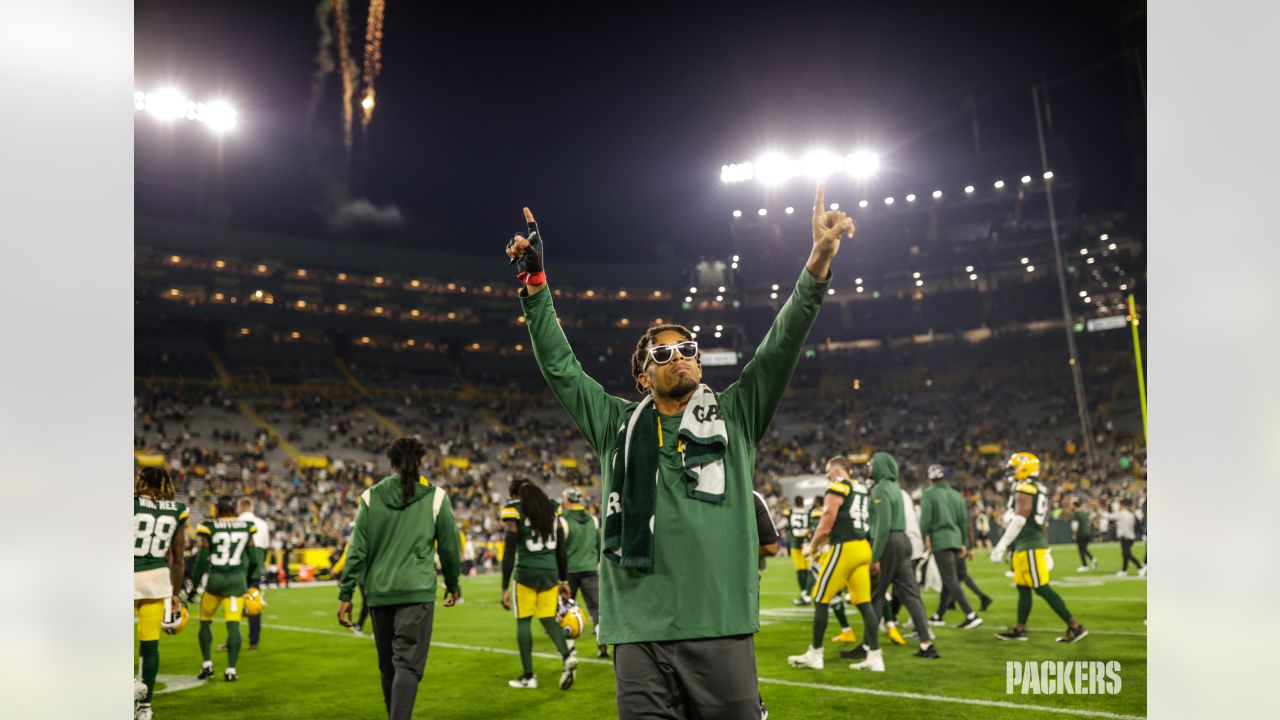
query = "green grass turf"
(137, 542, 1146, 719)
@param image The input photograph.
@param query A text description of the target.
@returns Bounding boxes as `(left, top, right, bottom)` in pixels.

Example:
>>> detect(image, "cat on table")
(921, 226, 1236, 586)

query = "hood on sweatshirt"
(869, 452, 900, 484)
(378, 474, 434, 509)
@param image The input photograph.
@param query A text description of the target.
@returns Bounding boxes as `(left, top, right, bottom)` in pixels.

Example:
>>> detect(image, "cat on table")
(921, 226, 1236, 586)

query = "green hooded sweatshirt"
(919, 481, 968, 552)
(867, 452, 904, 562)
(337, 475, 461, 606)
(560, 506, 602, 574)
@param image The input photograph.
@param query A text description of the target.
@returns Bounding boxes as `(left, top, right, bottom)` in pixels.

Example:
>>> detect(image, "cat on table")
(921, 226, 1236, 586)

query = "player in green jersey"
(559, 487, 606, 658)
(1070, 497, 1098, 571)
(501, 479, 575, 690)
(788, 456, 878, 670)
(782, 495, 815, 604)
(191, 496, 261, 681)
(990, 452, 1088, 643)
(134, 467, 188, 720)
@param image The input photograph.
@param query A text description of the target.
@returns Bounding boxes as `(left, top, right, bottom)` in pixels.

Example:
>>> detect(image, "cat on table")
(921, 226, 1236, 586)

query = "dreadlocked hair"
(509, 478, 555, 542)
(135, 467, 175, 500)
(629, 323, 695, 394)
(387, 437, 428, 499)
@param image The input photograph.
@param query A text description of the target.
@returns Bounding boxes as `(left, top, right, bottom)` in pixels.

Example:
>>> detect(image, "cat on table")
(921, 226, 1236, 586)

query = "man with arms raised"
(506, 183, 850, 719)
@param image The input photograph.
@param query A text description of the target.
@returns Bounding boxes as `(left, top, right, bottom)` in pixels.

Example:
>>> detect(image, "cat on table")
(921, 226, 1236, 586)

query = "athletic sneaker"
(224, 668, 238, 682)
(135, 704, 153, 720)
(849, 648, 885, 672)
(1004, 570, 1015, 578)
(1138, 567, 1147, 578)
(786, 646, 824, 670)
(994, 628, 1029, 641)
(927, 614, 946, 626)
(508, 674, 538, 689)
(1076, 566, 1089, 572)
(839, 644, 868, 661)
(1091, 557, 1099, 570)
(197, 662, 215, 680)
(1056, 625, 1089, 644)
(958, 615, 984, 630)
(597, 645, 610, 659)
(1115, 570, 1128, 577)
(979, 596, 994, 612)
(560, 653, 578, 690)
(886, 625, 906, 645)
(913, 645, 940, 659)
(831, 628, 858, 644)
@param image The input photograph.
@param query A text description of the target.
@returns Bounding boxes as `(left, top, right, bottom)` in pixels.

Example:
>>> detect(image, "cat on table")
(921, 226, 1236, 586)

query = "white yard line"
(271, 624, 1144, 719)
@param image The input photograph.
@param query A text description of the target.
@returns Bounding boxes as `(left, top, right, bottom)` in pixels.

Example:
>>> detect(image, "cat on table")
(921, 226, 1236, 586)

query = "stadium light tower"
(135, 89, 238, 134)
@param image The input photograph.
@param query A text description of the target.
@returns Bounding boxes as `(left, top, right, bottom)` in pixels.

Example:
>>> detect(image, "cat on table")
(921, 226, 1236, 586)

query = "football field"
(138, 542, 1146, 719)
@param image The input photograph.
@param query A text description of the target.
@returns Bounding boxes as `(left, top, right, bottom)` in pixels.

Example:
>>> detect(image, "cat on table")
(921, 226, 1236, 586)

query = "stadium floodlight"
(732, 255, 740, 262)
(718, 286, 726, 292)
(770, 292, 778, 299)
(932, 190, 943, 199)
(856, 286, 864, 293)
(965, 265, 974, 272)
(1120, 284, 1128, 291)
(802, 149, 845, 179)
(720, 162, 754, 183)
(784, 206, 795, 214)
(1109, 243, 1117, 250)
(912, 272, 921, 279)
(994, 180, 1006, 189)
(757, 208, 767, 216)
(884, 197, 894, 205)
(715, 324, 724, 331)
(684, 296, 692, 303)
(1083, 296, 1092, 303)
(1021, 175, 1032, 184)
(829, 202, 839, 210)
(1043, 170, 1054, 180)
(714, 331, 722, 338)
(964, 185, 975, 194)
(1026, 265, 1035, 272)
(1020, 257, 1029, 264)
(1100, 234, 1109, 241)
(1080, 248, 1089, 255)
(858, 200, 869, 208)
(906, 194, 916, 202)
(692, 325, 701, 332)
(854, 277, 862, 285)
(137, 88, 237, 133)
(715, 295, 723, 302)
(755, 153, 800, 185)
(771, 283, 780, 291)
(690, 287, 698, 293)
(844, 151, 879, 178)
(204, 101, 238, 133)
(915, 280, 924, 287)
(732, 210, 742, 218)
(1087, 258, 1096, 264)
(969, 273, 978, 280)
(827, 288, 835, 295)
(1079, 291, 1088, 297)
(730, 262, 738, 270)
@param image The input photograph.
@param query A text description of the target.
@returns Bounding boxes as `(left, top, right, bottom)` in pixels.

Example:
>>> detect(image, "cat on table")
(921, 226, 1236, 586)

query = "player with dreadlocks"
(501, 478, 576, 690)
(337, 437, 462, 720)
(133, 467, 189, 720)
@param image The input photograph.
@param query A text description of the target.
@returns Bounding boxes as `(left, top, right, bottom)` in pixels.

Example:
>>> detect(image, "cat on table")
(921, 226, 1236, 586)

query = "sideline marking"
(153, 674, 205, 695)
(271, 624, 1145, 718)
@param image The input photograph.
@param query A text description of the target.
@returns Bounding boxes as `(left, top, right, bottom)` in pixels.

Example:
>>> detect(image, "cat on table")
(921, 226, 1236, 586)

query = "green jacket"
(337, 475, 461, 606)
(521, 268, 829, 644)
(919, 481, 967, 552)
(867, 452, 904, 562)
(560, 506, 601, 574)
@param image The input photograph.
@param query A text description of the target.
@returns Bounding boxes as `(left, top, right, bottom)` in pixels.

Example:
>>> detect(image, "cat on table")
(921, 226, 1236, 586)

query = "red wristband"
(518, 270, 546, 285)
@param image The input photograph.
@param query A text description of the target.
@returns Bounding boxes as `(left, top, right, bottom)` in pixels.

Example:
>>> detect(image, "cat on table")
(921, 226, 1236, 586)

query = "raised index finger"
(523, 207, 536, 224)
(813, 183, 826, 221)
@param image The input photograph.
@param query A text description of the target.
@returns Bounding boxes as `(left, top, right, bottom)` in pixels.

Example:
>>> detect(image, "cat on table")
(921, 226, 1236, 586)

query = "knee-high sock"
(139, 640, 159, 702)
(1034, 586, 1074, 623)
(516, 618, 534, 675)
(539, 617, 571, 658)
(248, 614, 261, 645)
(199, 621, 213, 663)
(830, 600, 850, 630)
(797, 570, 810, 593)
(226, 622, 242, 668)
(1017, 587, 1033, 626)
(810, 603, 829, 649)
(857, 603, 879, 651)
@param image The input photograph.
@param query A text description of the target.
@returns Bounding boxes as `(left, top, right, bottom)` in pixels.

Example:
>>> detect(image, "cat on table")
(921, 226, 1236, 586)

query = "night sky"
(134, 0, 1146, 262)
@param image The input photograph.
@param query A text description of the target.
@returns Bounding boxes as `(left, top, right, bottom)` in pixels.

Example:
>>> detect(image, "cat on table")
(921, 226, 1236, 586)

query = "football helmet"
(162, 598, 189, 635)
(1006, 452, 1041, 481)
(563, 487, 584, 505)
(927, 464, 945, 481)
(243, 587, 264, 617)
(556, 597, 586, 640)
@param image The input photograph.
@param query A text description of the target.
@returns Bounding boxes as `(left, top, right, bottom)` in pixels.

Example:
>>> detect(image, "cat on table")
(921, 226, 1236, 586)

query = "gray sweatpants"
(872, 532, 933, 642)
(614, 635, 761, 720)
(569, 571, 600, 626)
(370, 602, 435, 720)
(933, 548, 974, 617)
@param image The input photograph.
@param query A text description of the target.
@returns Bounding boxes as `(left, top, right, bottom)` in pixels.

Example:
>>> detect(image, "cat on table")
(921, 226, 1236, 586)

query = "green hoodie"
(867, 452, 904, 562)
(560, 506, 601, 574)
(337, 475, 461, 606)
(919, 481, 967, 552)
